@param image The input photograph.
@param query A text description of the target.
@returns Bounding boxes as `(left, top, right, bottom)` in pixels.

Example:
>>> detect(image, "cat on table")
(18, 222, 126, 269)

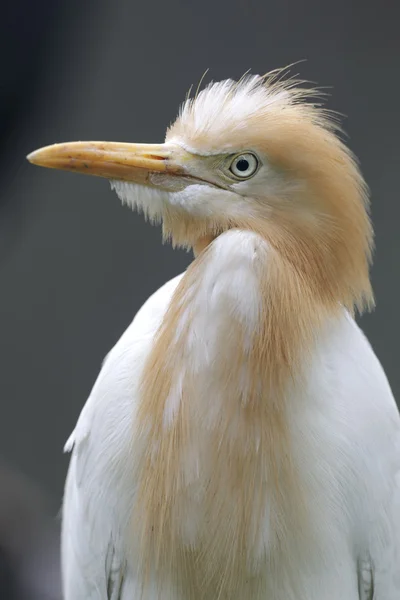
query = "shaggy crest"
(167, 68, 339, 153)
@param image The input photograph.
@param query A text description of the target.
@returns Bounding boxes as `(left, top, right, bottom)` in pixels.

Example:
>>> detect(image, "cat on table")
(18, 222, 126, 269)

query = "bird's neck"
(131, 227, 341, 595)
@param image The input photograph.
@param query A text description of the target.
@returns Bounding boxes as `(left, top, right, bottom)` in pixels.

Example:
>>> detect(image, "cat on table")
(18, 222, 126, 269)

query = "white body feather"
(62, 231, 400, 600)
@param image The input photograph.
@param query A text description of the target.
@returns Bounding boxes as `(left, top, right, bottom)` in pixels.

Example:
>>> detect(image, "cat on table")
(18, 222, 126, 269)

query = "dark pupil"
(236, 158, 249, 172)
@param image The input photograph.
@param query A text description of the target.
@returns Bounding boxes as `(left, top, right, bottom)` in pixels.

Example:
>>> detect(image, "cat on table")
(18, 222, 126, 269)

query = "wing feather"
(61, 274, 184, 599)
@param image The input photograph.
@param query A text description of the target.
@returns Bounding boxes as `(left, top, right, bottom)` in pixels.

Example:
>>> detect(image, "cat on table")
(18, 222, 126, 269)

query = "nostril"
(144, 154, 166, 161)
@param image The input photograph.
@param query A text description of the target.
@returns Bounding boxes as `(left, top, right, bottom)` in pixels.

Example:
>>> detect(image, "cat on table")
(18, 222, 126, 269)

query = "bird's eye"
(229, 153, 259, 179)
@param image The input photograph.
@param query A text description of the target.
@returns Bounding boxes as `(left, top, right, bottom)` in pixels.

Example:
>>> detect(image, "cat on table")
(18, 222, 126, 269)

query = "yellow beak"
(27, 141, 185, 184)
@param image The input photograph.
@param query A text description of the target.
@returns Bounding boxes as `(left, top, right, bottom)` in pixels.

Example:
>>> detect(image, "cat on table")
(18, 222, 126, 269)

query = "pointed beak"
(27, 141, 186, 184)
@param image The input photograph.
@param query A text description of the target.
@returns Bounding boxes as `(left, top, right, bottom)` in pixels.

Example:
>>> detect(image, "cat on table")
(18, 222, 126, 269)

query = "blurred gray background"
(0, 0, 399, 596)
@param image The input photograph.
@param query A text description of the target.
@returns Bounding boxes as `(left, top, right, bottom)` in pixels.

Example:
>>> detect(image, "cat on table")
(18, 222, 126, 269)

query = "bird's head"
(28, 70, 373, 312)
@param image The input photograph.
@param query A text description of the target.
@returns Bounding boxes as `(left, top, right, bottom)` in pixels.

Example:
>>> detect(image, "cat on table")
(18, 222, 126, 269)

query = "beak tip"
(27, 150, 40, 165)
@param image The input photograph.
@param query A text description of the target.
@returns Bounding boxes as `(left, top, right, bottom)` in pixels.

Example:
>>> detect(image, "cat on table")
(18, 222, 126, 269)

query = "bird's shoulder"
(65, 272, 184, 454)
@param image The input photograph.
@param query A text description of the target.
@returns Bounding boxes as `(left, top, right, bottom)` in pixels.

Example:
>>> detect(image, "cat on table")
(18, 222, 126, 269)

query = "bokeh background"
(0, 0, 399, 596)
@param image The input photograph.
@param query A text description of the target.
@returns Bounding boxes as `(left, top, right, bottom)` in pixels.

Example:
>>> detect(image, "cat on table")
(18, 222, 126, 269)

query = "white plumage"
(28, 71, 400, 599)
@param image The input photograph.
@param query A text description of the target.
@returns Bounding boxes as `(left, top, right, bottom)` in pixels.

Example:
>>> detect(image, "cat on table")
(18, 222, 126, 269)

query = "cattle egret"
(28, 70, 400, 600)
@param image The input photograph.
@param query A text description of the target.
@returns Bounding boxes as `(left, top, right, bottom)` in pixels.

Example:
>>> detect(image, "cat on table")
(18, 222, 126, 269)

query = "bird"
(27, 68, 400, 600)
